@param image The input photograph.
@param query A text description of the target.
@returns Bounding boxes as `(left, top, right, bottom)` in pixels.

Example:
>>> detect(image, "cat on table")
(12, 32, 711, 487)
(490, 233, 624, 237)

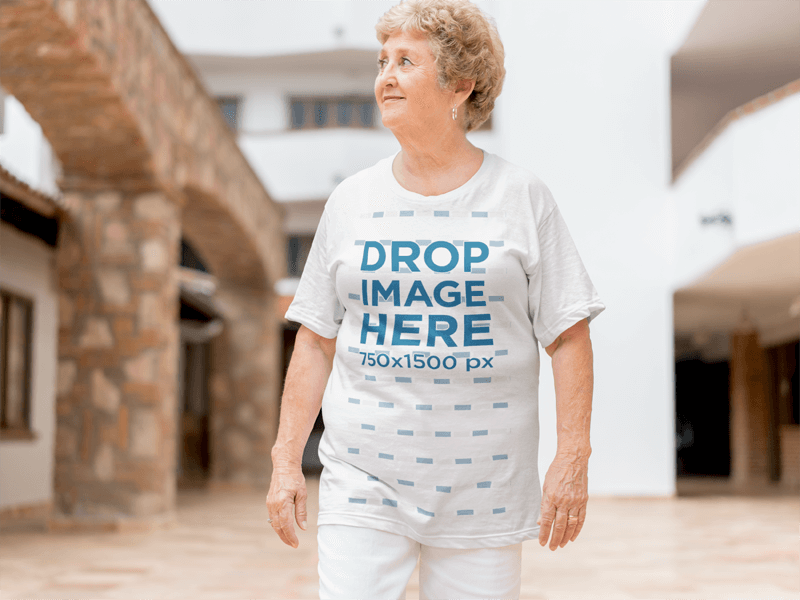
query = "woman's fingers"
(570, 505, 586, 542)
(266, 470, 307, 548)
(295, 487, 308, 531)
(537, 496, 556, 547)
(561, 507, 581, 547)
(277, 497, 299, 548)
(549, 507, 569, 550)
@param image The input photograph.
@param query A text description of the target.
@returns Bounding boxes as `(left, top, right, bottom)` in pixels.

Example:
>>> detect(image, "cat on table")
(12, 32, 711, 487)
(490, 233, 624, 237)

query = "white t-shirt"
(285, 151, 605, 548)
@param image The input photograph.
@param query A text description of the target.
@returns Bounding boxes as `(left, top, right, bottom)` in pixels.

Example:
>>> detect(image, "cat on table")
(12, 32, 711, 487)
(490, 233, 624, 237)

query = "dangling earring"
(452, 105, 457, 121)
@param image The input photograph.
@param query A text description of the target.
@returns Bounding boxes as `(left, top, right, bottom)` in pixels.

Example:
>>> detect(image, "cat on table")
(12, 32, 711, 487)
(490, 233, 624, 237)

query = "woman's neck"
(392, 128, 484, 197)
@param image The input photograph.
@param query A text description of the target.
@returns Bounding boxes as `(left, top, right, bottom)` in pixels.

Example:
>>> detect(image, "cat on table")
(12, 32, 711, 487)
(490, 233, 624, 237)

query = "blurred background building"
(0, 0, 797, 530)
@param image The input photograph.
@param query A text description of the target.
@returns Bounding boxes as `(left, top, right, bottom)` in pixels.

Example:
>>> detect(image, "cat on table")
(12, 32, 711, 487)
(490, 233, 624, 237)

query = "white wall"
(494, 0, 704, 496)
(0, 225, 58, 509)
(672, 92, 800, 290)
(0, 95, 60, 197)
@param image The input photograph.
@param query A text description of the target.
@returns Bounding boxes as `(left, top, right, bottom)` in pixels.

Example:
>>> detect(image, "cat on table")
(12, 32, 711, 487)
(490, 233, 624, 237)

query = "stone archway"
(0, 0, 285, 526)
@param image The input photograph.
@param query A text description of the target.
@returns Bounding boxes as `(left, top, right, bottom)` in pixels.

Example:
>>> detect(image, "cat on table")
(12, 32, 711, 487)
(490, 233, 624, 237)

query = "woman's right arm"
(267, 325, 336, 548)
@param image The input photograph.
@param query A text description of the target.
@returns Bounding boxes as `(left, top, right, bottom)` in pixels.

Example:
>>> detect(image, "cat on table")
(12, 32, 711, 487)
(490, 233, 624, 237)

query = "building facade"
(0, 0, 286, 529)
(151, 0, 799, 495)
(0, 0, 796, 533)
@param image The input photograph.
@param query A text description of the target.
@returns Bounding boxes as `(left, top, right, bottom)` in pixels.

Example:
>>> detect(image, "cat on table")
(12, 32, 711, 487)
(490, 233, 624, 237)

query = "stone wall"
(0, 0, 286, 524)
(54, 190, 180, 522)
(209, 287, 281, 487)
(729, 331, 771, 488)
(780, 425, 799, 490)
(0, 0, 285, 288)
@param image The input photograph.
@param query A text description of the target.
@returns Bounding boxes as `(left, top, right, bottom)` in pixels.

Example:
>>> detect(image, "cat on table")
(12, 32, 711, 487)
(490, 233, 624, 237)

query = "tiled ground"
(0, 476, 797, 599)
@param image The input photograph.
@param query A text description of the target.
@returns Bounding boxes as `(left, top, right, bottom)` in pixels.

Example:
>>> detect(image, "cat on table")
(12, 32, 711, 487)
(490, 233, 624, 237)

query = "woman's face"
(375, 30, 453, 135)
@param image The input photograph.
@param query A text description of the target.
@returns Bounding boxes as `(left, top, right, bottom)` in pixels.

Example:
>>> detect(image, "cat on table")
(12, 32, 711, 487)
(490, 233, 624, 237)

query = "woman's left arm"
(538, 318, 594, 551)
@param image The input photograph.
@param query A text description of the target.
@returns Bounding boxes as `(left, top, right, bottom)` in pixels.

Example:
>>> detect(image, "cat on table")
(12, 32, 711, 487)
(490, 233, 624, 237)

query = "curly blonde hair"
(376, 0, 505, 132)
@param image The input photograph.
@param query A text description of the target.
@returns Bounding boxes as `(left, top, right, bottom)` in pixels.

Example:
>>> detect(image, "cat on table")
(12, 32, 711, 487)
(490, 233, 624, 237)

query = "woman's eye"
(377, 59, 387, 70)
(401, 57, 412, 66)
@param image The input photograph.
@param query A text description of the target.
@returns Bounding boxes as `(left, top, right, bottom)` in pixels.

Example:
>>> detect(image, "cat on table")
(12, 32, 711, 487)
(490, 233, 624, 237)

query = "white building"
(2, 0, 796, 512)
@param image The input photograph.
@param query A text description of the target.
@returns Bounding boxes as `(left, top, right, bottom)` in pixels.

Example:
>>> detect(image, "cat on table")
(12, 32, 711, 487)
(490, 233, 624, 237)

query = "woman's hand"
(540, 319, 594, 551)
(266, 466, 308, 548)
(538, 454, 589, 550)
(267, 326, 336, 548)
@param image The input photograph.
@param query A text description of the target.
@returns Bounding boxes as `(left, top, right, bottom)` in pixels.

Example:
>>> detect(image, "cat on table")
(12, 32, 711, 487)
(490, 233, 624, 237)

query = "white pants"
(318, 524, 522, 600)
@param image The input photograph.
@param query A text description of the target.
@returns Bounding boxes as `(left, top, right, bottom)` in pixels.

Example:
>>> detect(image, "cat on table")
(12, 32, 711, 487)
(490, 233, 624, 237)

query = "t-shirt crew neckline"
(384, 149, 493, 205)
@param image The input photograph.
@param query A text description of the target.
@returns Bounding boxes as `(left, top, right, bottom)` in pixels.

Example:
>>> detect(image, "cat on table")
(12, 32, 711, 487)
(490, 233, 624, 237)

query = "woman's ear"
(455, 79, 476, 103)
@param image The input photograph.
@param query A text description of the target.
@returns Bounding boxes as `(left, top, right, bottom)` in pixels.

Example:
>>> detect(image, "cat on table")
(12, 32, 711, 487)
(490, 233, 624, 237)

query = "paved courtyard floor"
(0, 476, 797, 599)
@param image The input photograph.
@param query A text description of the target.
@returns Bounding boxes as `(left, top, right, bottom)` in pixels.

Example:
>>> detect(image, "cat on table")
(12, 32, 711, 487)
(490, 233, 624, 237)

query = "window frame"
(0, 288, 35, 440)
(287, 95, 378, 131)
(216, 95, 242, 131)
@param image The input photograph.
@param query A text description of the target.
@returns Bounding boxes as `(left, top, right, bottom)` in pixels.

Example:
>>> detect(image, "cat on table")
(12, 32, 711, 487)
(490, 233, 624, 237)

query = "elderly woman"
(267, 0, 604, 597)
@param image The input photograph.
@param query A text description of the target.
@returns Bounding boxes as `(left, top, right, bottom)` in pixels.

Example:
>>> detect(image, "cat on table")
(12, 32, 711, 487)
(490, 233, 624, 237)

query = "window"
(287, 235, 315, 277)
(1, 290, 33, 437)
(289, 96, 377, 130)
(216, 96, 241, 131)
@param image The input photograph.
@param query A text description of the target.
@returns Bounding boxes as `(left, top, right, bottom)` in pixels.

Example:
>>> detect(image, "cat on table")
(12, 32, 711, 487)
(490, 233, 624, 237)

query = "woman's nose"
(378, 64, 396, 87)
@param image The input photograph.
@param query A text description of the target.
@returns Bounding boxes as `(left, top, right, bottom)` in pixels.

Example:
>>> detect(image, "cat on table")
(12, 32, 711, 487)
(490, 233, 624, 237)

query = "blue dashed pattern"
(348, 293, 360, 300)
(417, 457, 433, 464)
(473, 430, 488, 436)
(417, 240, 431, 246)
(434, 379, 450, 384)
(488, 296, 504, 302)
(417, 507, 435, 517)
(471, 268, 486, 274)
(355, 240, 366, 245)
(435, 431, 451, 438)
(472, 211, 488, 217)
(490, 241, 504, 247)
(436, 486, 452, 493)
(349, 498, 367, 504)
(398, 479, 414, 486)
(493, 507, 506, 514)
(474, 377, 491, 383)
(400, 210, 414, 217)
(416, 404, 432, 411)
(455, 458, 472, 464)
(373, 212, 384, 218)
(348, 448, 359, 454)
(477, 481, 492, 488)
(379, 453, 394, 460)
(379, 402, 394, 408)
(348, 397, 360, 404)
(455, 404, 471, 411)
(395, 377, 412, 383)
(383, 499, 398, 507)
(434, 211, 449, 217)
(365, 375, 376, 381)
(493, 454, 508, 461)
(457, 509, 474, 515)
(495, 349, 508, 356)
(368, 475, 379, 481)
(397, 429, 414, 436)
(493, 402, 508, 408)
(361, 424, 375, 430)
(453, 352, 470, 358)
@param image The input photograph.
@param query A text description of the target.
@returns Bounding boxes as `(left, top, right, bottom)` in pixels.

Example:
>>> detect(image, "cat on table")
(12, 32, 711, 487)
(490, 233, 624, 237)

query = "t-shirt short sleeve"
(528, 206, 605, 349)
(284, 208, 343, 339)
